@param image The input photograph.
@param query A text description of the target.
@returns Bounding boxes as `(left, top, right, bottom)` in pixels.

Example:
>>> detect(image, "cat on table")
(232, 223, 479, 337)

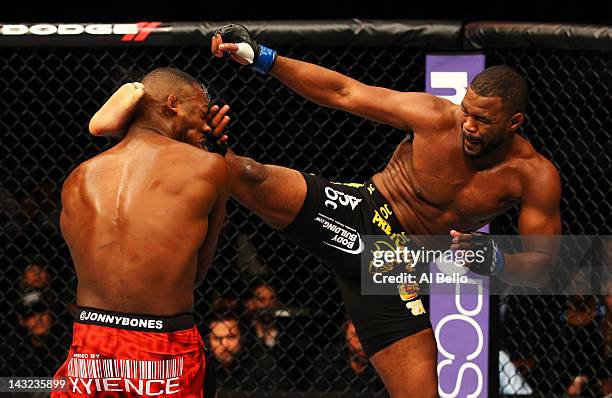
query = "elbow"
(88, 116, 104, 136)
(333, 85, 353, 109)
(313, 81, 353, 110)
(89, 113, 122, 137)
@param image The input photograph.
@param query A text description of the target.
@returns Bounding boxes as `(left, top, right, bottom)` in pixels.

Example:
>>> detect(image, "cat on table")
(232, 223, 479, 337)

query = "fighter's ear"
(509, 112, 524, 131)
(165, 94, 179, 115)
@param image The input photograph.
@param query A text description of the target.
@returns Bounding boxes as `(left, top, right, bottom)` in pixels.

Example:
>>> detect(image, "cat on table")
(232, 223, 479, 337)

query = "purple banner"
(426, 54, 489, 398)
(426, 54, 485, 105)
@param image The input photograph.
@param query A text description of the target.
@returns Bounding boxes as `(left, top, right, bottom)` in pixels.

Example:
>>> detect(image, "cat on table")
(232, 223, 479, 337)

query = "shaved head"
(129, 67, 213, 146)
(469, 65, 528, 114)
(133, 67, 211, 126)
(141, 67, 204, 102)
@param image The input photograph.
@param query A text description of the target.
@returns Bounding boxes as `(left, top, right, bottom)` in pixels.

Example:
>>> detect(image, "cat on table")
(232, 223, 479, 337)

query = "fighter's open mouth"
(463, 136, 480, 145)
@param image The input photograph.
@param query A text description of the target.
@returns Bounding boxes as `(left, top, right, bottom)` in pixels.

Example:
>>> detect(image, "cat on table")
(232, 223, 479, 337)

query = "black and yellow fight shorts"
(281, 172, 431, 356)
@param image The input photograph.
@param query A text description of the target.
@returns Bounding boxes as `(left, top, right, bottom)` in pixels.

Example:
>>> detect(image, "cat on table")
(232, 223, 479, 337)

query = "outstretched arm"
(269, 56, 450, 132)
(212, 29, 452, 132)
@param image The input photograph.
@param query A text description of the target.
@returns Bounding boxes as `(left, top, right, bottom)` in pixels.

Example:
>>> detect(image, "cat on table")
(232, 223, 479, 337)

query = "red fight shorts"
(52, 307, 214, 398)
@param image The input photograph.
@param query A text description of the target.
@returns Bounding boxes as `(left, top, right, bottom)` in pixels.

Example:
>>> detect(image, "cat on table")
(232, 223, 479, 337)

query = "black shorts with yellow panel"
(280, 172, 431, 357)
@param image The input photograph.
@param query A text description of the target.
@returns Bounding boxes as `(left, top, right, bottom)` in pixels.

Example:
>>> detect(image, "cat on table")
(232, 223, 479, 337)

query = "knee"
(228, 155, 269, 186)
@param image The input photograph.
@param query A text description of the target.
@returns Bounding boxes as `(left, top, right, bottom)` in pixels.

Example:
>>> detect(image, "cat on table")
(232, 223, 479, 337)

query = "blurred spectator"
(311, 319, 385, 394)
(241, 282, 298, 391)
(563, 294, 605, 396)
(17, 263, 61, 317)
(5, 289, 66, 376)
(209, 315, 244, 376)
(19, 263, 50, 291)
(20, 308, 53, 349)
(564, 237, 612, 396)
(344, 319, 373, 377)
(208, 314, 252, 391)
(245, 282, 281, 348)
(207, 314, 261, 391)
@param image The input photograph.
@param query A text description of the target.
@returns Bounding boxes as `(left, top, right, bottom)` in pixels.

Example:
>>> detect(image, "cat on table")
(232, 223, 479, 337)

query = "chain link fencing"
(0, 28, 610, 397)
(488, 48, 611, 397)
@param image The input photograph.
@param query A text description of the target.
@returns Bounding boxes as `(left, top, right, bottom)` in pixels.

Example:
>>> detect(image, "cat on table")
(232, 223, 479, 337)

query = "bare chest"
(390, 136, 521, 226)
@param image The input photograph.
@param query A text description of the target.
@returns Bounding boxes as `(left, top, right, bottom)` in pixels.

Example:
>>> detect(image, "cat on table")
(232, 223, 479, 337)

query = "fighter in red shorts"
(52, 68, 230, 397)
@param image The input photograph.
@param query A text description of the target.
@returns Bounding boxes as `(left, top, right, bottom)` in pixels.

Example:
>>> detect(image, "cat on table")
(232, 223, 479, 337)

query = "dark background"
(2, 0, 611, 25)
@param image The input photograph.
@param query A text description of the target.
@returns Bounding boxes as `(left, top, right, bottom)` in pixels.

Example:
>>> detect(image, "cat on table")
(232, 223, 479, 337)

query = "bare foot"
(89, 82, 145, 137)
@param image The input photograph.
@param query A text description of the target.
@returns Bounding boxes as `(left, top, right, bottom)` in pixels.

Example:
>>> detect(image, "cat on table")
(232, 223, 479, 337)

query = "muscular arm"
(195, 157, 229, 287)
(89, 83, 144, 137)
(269, 56, 452, 131)
(214, 32, 454, 132)
(499, 160, 562, 287)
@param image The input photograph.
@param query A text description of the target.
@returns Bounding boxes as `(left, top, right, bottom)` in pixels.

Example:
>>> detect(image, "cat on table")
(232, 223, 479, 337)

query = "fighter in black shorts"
(282, 174, 430, 357)
(209, 25, 560, 398)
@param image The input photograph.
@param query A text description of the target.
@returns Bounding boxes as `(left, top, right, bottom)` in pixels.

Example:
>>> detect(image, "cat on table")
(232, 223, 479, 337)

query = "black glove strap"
(202, 136, 229, 156)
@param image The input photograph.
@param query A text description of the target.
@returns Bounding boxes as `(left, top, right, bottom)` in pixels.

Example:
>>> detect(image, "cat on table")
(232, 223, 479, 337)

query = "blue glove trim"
(253, 45, 277, 75)
(491, 245, 505, 275)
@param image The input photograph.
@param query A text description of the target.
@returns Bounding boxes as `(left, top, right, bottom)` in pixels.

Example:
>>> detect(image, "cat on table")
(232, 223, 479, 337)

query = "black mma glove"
(215, 24, 277, 74)
(467, 232, 505, 276)
(202, 136, 229, 156)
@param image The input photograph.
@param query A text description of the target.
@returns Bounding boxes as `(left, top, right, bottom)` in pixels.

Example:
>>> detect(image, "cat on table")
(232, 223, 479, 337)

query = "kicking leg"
(226, 152, 306, 229)
(370, 329, 439, 398)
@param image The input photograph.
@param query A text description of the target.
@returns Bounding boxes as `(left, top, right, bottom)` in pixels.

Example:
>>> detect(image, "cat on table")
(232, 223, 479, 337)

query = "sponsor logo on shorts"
(79, 310, 163, 330)
(371, 204, 394, 235)
(330, 182, 364, 188)
(67, 357, 184, 394)
(314, 213, 364, 254)
(324, 186, 362, 211)
(398, 283, 420, 301)
(405, 298, 426, 316)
